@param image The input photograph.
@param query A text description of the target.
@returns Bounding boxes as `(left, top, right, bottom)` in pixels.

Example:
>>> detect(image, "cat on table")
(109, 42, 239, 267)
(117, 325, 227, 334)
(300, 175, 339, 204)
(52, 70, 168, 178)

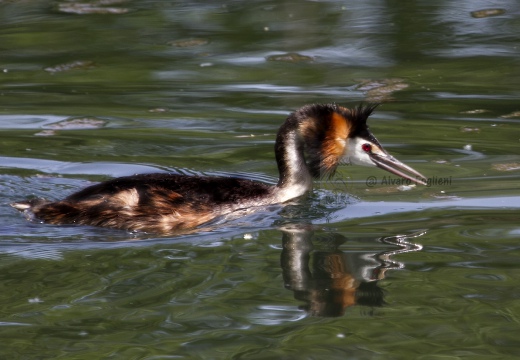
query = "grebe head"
(288, 103, 427, 185)
(342, 105, 426, 185)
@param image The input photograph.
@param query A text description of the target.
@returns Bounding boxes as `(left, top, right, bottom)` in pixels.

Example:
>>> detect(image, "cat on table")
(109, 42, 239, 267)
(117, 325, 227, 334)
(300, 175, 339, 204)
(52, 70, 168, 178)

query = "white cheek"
(344, 138, 376, 167)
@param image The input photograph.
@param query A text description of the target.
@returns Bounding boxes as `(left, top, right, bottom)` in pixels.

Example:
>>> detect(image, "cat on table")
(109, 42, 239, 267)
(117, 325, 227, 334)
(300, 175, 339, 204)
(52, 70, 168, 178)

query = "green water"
(1, 1, 520, 359)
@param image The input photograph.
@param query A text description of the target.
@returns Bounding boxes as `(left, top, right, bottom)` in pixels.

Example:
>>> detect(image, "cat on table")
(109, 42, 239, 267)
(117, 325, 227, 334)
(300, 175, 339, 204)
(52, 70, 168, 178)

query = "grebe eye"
(362, 143, 372, 153)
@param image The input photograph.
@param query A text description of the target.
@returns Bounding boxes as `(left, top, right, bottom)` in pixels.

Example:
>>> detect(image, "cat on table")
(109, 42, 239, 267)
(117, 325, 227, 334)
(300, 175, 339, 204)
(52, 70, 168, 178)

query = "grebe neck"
(271, 104, 361, 203)
(273, 115, 313, 202)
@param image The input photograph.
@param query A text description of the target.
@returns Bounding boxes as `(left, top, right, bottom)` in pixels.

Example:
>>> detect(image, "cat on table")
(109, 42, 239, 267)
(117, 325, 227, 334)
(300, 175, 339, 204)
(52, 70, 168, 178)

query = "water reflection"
(280, 226, 423, 317)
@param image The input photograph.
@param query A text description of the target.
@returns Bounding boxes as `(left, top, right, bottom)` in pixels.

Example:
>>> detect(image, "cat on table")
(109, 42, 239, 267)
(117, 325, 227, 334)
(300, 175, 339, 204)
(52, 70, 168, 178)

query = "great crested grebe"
(11, 104, 426, 233)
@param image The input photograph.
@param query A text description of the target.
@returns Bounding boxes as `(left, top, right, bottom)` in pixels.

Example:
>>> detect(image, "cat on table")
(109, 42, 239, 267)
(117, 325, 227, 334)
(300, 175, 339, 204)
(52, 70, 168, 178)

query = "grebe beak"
(369, 153, 427, 185)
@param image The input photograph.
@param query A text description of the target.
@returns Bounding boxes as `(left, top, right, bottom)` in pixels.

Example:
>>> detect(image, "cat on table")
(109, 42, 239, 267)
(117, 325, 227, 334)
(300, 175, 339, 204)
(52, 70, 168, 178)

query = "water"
(1, 0, 520, 358)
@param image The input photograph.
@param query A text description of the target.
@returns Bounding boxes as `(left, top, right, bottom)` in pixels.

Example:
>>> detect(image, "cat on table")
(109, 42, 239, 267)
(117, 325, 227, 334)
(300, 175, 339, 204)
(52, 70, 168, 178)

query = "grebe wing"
(64, 173, 272, 205)
(12, 173, 274, 232)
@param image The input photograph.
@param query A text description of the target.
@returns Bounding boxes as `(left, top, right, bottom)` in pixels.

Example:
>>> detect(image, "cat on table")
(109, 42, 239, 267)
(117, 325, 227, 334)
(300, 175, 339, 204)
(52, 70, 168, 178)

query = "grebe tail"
(11, 103, 426, 233)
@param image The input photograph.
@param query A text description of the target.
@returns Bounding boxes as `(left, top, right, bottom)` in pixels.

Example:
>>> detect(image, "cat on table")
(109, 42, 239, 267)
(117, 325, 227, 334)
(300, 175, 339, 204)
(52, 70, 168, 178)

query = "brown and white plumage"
(11, 103, 426, 233)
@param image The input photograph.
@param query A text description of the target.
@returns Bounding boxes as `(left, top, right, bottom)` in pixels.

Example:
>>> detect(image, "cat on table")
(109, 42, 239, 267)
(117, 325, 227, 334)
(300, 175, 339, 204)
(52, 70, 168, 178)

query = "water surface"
(1, 1, 520, 358)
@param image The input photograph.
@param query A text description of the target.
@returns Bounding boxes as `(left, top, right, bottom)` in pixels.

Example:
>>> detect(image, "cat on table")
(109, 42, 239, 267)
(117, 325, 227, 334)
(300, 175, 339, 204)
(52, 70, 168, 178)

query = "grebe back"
(11, 104, 426, 233)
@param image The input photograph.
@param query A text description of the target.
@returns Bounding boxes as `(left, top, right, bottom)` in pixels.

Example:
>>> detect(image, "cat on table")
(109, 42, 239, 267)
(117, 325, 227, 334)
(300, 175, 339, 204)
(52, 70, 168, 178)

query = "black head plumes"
(345, 103, 380, 139)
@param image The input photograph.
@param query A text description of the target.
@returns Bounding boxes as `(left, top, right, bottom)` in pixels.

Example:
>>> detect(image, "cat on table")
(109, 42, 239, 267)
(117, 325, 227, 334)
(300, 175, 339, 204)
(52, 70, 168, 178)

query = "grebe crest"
(11, 103, 426, 233)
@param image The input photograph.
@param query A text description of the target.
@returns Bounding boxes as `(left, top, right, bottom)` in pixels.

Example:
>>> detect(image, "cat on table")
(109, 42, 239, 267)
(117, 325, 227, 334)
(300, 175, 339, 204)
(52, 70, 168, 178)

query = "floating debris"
(470, 9, 505, 18)
(463, 144, 473, 151)
(235, 133, 271, 138)
(356, 78, 409, 102)
(34, 130, 57, 137)
(168, 38, 209, 47)
(56, 0, 129, 15)
(266, 52, 313, 63)
(432, 193, 460, 200)
(501, 111, 520, 118)
(365, 186, 407, 194)
(28, 297, 44, 304)
(44, 60, 96, 73)
(235, 134, 255, 138)
(45, 117, 107, 130)
(460, 109, 489, 114)
(492, 163, 520, 172)
(460, 127, 480, 132)
(148, 108, 169, 113)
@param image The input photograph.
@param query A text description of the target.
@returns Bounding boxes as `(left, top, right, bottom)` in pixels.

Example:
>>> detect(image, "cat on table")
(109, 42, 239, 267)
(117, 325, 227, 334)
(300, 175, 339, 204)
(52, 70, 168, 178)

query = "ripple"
(248, 305, 306, 325)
